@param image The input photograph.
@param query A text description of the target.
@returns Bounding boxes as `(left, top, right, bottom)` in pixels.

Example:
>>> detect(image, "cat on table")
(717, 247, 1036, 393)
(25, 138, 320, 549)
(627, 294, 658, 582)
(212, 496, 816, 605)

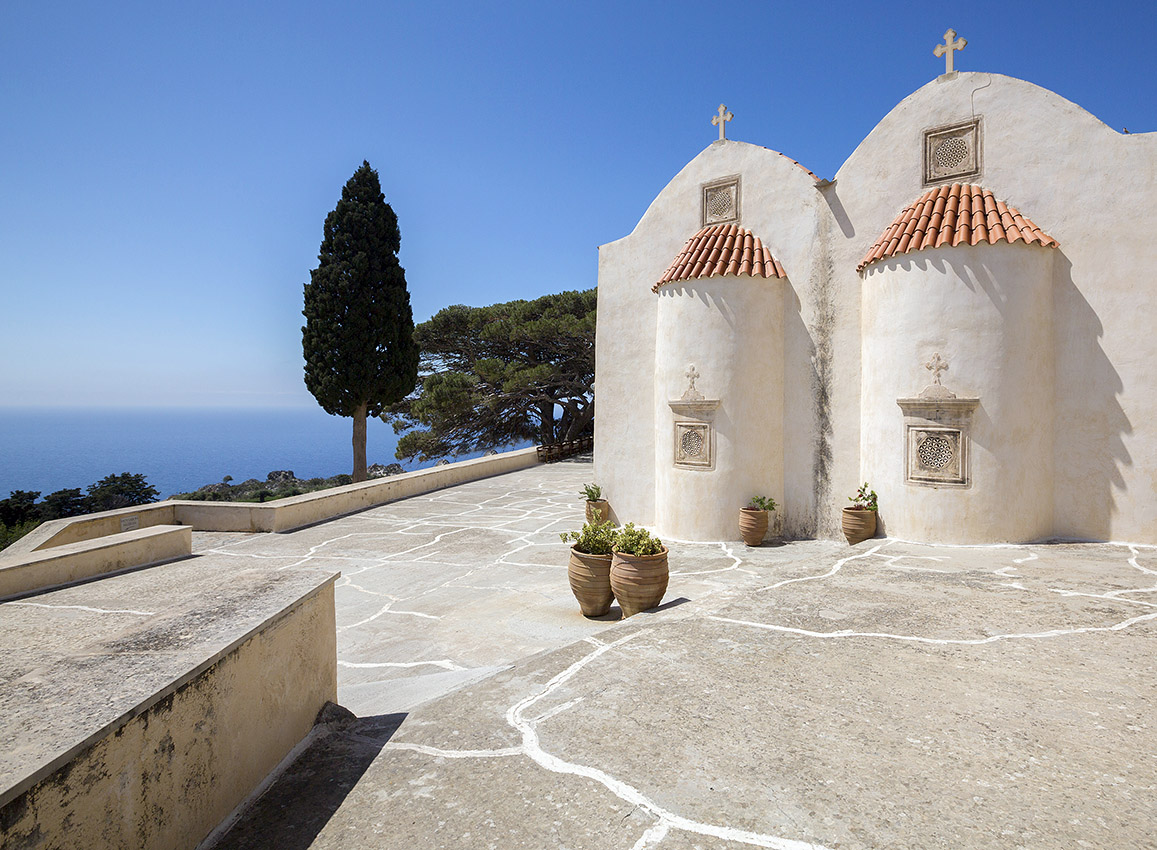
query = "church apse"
(653, 224, 787, 541)
(858, 187, 1059, 543)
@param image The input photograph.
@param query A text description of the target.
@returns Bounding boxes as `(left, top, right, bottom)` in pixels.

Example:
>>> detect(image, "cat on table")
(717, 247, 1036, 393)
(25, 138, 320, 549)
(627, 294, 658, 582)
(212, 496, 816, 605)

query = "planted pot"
(567, 547, 614, 617)
(739, 507, 769, 546)
(610, 547, 669, 618)
(585, 499, 610, 524)
(841, 507, 877, 545)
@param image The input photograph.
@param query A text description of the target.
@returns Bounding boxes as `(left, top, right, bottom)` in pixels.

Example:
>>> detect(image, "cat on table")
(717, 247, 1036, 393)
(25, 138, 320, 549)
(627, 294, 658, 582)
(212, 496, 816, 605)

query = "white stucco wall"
(595, 141, 837, 537)
(861, 242, 1055, 542)
(654, 277, 784, 540)
(834, 72, 1157, 543)
(597, 71, 1157, 544)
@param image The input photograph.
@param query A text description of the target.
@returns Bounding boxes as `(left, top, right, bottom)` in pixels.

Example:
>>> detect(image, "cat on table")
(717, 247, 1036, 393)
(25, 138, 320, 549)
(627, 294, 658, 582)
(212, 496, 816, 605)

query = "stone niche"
(669, 397, 719, 471)
(897, 385, 979, 488)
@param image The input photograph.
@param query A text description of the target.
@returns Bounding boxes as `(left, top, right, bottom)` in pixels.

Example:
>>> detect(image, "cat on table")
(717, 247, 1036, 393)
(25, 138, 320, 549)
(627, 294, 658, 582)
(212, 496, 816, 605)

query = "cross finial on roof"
(934, 29, 967, 76)
(925, 353, 949, 385)
(712, 104, 733, 141)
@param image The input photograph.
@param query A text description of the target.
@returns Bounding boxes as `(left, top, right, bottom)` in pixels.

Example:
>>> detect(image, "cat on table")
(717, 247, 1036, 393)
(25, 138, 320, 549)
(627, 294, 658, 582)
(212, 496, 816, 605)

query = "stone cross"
(934, 29, 967, 75)
(682, 364, 704, 401)
(712, 104, 733, 141)
(925, 353, 949, 385)
(686, 364, 700, 392)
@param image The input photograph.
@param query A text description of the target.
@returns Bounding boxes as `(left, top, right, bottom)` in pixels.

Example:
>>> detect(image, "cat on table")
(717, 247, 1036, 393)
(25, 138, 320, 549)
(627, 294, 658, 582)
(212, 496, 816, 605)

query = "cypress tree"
(302, 161, 419, 481)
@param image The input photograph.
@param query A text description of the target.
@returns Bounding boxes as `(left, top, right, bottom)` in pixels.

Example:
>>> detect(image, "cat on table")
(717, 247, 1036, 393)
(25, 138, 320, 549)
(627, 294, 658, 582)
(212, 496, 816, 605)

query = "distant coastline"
(0, 407, 526, 500)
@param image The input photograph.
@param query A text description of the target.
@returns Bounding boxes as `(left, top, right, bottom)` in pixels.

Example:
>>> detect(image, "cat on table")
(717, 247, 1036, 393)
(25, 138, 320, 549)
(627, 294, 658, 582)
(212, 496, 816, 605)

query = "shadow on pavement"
(209, 711, 405, 850)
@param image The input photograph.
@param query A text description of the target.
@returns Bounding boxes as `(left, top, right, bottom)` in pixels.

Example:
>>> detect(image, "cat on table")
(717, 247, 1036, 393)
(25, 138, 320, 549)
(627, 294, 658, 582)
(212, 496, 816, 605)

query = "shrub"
(747, 495, 777, 512)
(614, 522, 664, 556)
(560, 519, 618, 555)
(848, 483, 878, 511)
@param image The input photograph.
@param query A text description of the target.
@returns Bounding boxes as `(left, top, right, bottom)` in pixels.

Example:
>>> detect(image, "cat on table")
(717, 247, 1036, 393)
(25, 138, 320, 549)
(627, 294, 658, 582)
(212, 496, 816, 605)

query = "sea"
(0, 407, 523, 500)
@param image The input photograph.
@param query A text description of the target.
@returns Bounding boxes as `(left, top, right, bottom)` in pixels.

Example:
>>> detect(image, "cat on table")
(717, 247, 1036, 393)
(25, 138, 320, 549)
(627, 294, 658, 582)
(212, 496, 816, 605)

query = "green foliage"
(39, 488, 87, 520)
(580, 483, 602, 502)
(614, 522, 664, 557)
(848, 482, 878, 511)
(86, 473, 160, 512)
(0, 490, 40, 527)
(302, 161, 420, 478)
(0, 519, 39, 551)
(747, 495, 777, 512)
(173, 473, 357, 503)
(386, 288, 596, 462)
(560, 519, 618, 555)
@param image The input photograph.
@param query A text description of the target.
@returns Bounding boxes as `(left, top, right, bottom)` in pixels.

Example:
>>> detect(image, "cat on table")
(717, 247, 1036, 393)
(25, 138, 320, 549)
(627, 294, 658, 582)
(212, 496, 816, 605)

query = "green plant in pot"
(560, 519, 618, 617)
(580, 482, 610, 524)
(611, 523, 668, 618)
(739, 495, 777, 546)
(842, 482, 878, 545)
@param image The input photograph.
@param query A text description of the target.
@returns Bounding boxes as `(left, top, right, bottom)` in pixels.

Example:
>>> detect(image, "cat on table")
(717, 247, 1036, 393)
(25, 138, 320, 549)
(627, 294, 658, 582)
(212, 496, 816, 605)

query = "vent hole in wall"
(681, 430, 705, 457)
(918, 435, 954, 469)
(934, 137, 969, 169)
(706, 189, 733, 219)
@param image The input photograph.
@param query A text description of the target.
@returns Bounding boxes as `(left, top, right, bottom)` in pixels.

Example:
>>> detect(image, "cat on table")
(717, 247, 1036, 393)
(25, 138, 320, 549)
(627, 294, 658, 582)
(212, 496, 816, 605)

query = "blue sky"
(2, 1, 1153, 408)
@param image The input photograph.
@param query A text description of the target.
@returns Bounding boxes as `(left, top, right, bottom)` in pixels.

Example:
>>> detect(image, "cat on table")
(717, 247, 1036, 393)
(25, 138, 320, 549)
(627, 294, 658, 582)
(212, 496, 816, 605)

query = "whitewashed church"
(594, 33, 1157, 545)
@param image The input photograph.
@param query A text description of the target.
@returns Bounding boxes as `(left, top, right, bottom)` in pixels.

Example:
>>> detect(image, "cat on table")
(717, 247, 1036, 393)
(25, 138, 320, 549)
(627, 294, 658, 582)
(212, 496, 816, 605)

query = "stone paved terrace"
(66, 458, 1157, 849)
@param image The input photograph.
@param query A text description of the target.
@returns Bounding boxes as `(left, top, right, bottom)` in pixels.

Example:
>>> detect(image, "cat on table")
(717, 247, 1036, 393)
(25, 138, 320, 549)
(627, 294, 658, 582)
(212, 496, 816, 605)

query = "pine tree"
(385, 289, 596, 462)
(302, 162, 420, 481)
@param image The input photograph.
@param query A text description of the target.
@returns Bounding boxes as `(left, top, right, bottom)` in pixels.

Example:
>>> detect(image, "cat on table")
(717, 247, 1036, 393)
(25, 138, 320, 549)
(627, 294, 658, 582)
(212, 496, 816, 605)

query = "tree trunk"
(539, 401, 555, 444)
(563, 402, 594, 440)
(352, 402, 368, 482)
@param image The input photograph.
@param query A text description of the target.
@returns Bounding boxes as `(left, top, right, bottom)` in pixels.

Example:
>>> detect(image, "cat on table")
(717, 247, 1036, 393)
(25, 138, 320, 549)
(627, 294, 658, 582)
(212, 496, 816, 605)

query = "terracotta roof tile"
(857, 184, 1059, 273)
(757, 146, 822, 182)
(654, 224, 786, 292)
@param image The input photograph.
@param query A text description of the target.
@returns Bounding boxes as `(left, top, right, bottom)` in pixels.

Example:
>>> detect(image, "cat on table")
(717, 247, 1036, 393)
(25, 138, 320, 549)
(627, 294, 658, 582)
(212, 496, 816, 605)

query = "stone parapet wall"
(0, 525, 191, 600)
(0, 572, 337, 850)
(0, 448, 541, 598)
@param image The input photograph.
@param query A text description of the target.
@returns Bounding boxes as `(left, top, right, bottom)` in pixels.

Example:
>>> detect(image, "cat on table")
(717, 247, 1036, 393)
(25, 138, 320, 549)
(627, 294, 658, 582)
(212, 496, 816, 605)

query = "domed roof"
(653, 224, 786, 292)
(858, 183, 1059, 273)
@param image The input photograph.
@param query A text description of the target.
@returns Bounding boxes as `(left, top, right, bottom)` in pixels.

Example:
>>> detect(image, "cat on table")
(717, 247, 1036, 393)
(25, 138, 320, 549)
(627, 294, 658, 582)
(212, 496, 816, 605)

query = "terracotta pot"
(585, 499, 610, 524)
(842, 507, 877, 545)
(611, 547, 669, 618)
(568, 547, 614, 617)
(739, 508, 769, 546)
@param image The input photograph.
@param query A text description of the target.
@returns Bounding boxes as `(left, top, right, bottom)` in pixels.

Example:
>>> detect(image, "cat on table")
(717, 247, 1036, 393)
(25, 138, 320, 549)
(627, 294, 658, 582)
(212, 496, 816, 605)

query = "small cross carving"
(712, 104, 733, 141)
(934, 29, 967, 75)
(925, 353, 949, 385)
(682, 364, 704, 401)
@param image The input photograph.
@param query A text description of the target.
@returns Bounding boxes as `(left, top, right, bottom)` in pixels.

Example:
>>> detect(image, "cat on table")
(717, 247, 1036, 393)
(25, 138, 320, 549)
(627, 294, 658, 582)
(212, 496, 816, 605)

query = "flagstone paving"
(206, 459, 1157, 850)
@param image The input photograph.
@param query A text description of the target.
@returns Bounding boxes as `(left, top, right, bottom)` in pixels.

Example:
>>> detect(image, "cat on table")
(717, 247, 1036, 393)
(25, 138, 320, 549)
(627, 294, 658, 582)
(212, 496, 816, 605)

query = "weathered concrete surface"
(205, 459, 1157, 850)
(191, 457, 789, 717)
(0, 555, 337, 850)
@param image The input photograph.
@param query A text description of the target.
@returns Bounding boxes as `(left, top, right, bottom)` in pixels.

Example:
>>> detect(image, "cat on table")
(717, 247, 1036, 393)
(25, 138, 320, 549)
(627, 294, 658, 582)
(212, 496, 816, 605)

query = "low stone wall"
(2, 503, 179, 559)
(0, 574, 338, 850)
(8, 447, 540, 550)
(0, 448, 541, 598)
(0, 525, 191, 599)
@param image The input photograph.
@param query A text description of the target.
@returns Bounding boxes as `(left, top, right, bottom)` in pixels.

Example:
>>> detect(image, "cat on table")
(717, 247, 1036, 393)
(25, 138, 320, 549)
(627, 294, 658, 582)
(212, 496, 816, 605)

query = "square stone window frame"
(701, 175, 741, 227)
(905, 424, 969, 487)
(673, 420, 715, 471)
(896, 396, 979, 490)
(922, 118, 983, 186)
